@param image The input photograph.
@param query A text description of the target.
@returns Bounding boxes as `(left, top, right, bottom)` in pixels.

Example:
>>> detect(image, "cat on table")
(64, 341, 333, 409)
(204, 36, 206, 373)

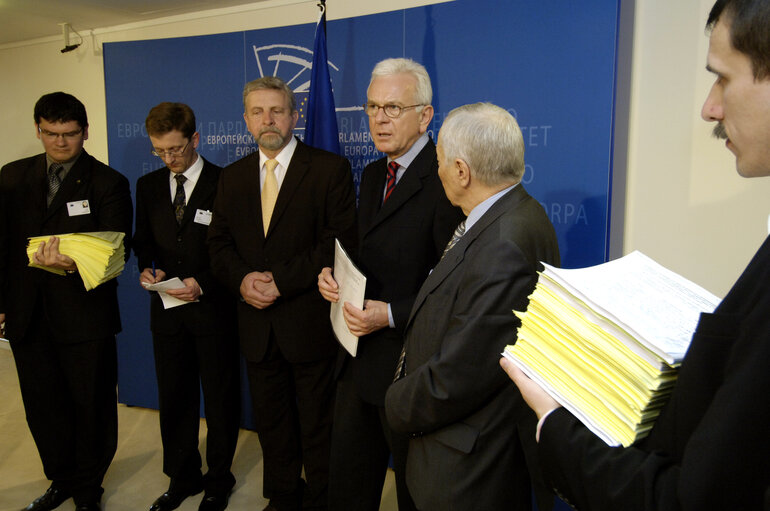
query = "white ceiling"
(0, 0, 271, 45)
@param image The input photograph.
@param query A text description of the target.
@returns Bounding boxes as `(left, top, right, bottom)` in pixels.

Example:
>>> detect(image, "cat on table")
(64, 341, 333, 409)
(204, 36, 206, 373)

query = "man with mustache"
(502, 0, 770, 508)
(208, 77, 356, 511)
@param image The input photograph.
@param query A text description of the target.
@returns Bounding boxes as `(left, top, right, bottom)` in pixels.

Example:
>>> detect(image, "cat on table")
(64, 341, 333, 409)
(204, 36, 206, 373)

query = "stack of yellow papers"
(503, 251, 720, 447)
(27, 231, 126, 291)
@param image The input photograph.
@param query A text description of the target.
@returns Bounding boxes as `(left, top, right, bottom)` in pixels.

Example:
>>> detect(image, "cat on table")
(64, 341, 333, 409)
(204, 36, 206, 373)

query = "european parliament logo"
(250, 43, 343, 136)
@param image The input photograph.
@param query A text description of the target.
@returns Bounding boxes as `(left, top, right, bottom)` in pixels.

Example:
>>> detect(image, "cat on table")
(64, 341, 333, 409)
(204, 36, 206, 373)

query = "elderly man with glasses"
(318, 58, 462, 511)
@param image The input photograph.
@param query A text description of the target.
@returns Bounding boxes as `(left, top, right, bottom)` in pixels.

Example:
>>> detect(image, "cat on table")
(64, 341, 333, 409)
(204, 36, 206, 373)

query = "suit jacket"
(385, 185, 560, 511)
(0, 150, 133, 343)
(346, 140, 463, 405)
(208, 139, 356, 363)
(536, 235, 770, 511)
(133, 157, 234, 335)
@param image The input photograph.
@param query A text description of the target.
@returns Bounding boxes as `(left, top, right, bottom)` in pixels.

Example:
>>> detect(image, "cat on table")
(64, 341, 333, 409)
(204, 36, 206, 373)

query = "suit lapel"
(265, 139, 310, 237)
(405, 186, 526, 328)
(179, 159, 217, 228)
(362, 140, 436, 237)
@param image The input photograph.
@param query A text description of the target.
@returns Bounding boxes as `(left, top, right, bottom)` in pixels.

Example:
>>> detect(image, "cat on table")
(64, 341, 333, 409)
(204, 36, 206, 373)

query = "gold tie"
(261, 159, 279, 235)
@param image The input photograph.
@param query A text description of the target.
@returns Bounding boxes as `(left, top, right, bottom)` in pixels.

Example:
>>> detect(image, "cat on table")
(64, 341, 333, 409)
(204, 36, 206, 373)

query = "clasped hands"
(240, 271, 280, 309)
(139, 268, 202, 302)
(317, 266, 388, 336)
(32, 236, 76, 272)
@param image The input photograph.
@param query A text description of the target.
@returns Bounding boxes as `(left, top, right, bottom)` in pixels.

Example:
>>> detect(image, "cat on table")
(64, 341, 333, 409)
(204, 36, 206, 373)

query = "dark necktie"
(47, 162, 64, 206)
(173, 174, 187, 224)
(384, 161, 399, 203)
(393, 219, 468, 382)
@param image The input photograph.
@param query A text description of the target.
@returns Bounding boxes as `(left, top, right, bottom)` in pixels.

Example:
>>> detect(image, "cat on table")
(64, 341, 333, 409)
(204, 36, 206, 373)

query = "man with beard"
(208, 77, 356, 511)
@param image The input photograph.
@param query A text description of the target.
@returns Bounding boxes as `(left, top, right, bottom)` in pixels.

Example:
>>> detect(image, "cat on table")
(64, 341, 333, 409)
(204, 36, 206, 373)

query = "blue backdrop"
(104, 1, 621, 492)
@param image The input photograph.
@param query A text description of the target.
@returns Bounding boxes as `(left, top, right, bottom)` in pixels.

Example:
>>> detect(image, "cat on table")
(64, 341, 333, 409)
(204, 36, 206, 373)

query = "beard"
(712, 122, 728, 140)
(258, 127, 288, 151)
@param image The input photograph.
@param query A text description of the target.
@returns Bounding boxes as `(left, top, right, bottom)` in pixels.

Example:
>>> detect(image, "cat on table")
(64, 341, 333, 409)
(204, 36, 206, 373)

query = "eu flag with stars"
(305, 2, 340, 155)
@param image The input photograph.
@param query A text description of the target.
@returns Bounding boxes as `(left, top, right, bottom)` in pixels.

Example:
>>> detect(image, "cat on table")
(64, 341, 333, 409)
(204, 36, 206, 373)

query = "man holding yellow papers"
(502, 1, 770, 508)
(384, 103, 559, 511)
(0, 92, 132, 511)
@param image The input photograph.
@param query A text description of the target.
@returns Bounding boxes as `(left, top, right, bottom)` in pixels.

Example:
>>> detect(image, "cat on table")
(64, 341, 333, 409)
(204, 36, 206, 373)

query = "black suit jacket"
(0, 150, 133, 343)
(133, 157, 233, 334)
(385, 185, 560, 511)
(347, 140, 463, 405)
(536, 235, 770, 511)
(208, 139, 356, 363)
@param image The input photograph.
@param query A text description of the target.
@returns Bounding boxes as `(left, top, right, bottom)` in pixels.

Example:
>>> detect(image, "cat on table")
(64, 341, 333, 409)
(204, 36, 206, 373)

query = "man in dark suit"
(384, 102, 559, 511)
(317, 58, 462, 511)
(502, 0, 770, 509)
(0, 92, 132, 511)
(207, 77, 356, 511)
(133, 102, 240, 511)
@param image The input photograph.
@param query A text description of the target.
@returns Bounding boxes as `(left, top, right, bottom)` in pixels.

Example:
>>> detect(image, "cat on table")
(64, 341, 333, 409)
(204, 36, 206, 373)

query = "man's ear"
(418, 105, 434, 134)
(456, 158, 471, 188)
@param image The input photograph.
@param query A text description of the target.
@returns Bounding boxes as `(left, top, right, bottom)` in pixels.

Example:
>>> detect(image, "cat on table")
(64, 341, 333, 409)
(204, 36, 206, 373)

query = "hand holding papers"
(503, 251, 720, 447)
(330, 239, 366, 356)
(27, 232, 126, 291)
(142, 277, 197, 309)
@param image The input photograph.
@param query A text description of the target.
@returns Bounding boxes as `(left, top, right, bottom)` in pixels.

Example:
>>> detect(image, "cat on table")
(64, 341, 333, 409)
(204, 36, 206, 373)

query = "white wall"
(623, 0, 770, 297)
(2, 0, 767, 298)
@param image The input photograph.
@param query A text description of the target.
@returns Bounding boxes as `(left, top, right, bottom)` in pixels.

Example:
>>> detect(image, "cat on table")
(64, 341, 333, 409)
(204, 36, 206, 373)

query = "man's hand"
(33, 236, 76, 271)
(0, 312, 6, 338)
(240, 271, 280, 309)
(500, 357, 560, 420)
(139, 267, 167, 285)
(317, 267, 339, 303)
(165, 277, 202, 302)
(343, 299, 389, 337)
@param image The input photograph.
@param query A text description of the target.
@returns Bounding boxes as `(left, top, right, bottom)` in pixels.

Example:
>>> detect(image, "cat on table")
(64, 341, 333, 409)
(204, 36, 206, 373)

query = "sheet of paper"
(541, 251, 720, 364)
(331, 239, 366, 356)
(142, 277, 195, 309)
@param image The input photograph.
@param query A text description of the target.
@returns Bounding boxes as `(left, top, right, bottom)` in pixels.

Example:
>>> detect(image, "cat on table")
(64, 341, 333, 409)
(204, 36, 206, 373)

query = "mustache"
(712, 123, 728, 140)
(259, 126, 282, 137)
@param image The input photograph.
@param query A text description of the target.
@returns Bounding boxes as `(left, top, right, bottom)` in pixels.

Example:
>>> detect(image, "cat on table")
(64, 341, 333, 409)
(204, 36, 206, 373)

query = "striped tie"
(393, 219, 467, 382)
(441, 220, 466, 260)
(47, 162, 64, 206)
(384, 161, 399, 203)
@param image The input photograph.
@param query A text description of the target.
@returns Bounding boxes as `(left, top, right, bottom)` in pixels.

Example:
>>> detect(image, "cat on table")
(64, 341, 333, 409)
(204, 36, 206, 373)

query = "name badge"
(67, 200, 91, 216)
(194, 209, 212, 226)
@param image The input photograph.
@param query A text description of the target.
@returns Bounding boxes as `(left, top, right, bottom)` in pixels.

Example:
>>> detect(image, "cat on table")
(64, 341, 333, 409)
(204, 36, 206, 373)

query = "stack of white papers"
(27, 231, 126, 291)
(503, 251, 720, 447)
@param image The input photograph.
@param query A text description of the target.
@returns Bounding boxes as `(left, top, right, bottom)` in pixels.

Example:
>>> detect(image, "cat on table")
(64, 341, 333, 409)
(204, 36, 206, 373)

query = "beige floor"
(0, 343, 397, 511)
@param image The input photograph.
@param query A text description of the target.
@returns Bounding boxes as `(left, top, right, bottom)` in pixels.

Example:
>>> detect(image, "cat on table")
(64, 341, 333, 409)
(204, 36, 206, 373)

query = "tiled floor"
(0, 343, 396, 511)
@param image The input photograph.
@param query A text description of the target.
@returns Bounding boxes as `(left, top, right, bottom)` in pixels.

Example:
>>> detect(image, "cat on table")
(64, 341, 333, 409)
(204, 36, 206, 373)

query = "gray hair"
(242, 76, 297, 112)
(439, 102, 525, 186)
(369, 58, 432, 107)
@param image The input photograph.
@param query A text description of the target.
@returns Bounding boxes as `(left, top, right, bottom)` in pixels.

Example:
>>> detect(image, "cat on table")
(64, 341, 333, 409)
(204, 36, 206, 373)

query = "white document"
(540, 251, 720, 364)
(331, 239, 366, 356)
(142, 277, 196, 309)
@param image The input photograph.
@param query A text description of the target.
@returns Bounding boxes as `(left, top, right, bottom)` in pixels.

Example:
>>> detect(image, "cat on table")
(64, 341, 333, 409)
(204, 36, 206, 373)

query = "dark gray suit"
(385, 185, 559, 511)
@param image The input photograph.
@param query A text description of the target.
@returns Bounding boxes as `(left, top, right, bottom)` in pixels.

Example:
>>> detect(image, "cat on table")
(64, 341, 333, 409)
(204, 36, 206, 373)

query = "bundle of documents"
(27, 231, 126, 291)
(330, 239, 366, 357)
(503, 251, 720, 447)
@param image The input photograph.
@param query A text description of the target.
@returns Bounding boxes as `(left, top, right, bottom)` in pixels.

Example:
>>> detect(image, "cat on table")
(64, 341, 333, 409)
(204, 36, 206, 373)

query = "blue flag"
(305, 3, 340, 154)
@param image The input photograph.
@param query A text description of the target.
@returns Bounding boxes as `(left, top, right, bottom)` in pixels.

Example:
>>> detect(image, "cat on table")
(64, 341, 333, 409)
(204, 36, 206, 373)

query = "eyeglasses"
(38, 127, 83, 140)
(362, 102, 424, 119)
(151, 140, 190, 159)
